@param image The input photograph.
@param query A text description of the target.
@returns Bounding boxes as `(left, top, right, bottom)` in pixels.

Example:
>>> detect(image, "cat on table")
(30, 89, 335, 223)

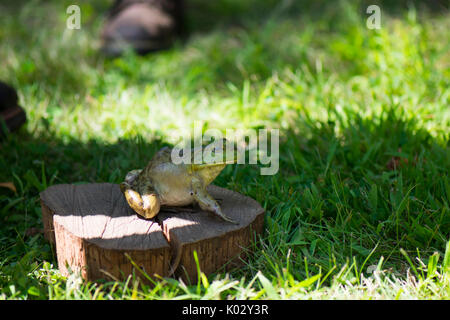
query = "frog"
(120, 139, 238, 224)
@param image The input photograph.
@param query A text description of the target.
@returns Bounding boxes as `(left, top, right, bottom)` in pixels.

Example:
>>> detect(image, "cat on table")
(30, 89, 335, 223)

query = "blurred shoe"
(0, 81, 26, 138)
(101, 0, 184, 57)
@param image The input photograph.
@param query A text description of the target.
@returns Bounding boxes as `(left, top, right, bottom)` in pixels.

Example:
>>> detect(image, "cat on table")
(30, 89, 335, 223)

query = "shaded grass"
(0, 0, 449, 299)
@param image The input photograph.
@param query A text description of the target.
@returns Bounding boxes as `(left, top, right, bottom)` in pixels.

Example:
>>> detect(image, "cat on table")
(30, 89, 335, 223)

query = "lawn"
(0, 0, 449, 299)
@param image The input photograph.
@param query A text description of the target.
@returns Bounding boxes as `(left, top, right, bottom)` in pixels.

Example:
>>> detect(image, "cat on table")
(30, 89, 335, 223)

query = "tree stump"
(40, 183, 265, 283)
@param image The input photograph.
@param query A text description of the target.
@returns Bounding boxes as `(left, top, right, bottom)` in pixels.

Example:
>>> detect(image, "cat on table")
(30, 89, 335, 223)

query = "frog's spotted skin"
(120, 142, 237, 224)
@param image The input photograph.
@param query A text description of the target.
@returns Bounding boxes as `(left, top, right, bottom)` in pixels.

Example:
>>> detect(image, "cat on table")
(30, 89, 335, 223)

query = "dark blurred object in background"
(101, 0, 184, 57)
(0, 81, 26, 138)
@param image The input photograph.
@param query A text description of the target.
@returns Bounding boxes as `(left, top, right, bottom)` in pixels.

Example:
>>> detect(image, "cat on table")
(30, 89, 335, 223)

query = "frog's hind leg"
(191, 180, 238, 224)
(140, 186, 161, 219)
(120, 182, 160, 219)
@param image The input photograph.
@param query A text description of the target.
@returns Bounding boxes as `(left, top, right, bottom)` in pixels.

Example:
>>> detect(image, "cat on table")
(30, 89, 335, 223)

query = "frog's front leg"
(120, 182, 160, 219)
(191, 179, 238, 224)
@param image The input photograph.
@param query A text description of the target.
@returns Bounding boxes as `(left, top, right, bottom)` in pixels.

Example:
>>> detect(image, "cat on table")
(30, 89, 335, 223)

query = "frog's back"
(149, 147, 172, 166)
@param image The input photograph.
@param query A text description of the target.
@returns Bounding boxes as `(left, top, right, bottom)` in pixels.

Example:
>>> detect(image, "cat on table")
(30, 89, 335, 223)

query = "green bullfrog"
(120, 140, 237, 224)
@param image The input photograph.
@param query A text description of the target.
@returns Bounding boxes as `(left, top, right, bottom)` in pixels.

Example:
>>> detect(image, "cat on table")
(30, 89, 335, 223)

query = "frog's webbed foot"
(191, 180, 238, 225)
(120, 182, 160, 219)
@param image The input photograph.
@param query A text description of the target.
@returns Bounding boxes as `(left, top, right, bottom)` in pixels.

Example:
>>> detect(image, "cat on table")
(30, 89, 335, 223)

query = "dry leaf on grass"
(0, 182, 17, 193)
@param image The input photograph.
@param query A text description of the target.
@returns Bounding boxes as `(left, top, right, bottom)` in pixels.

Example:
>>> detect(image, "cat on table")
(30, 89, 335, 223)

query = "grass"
(0, 0, 449, 299)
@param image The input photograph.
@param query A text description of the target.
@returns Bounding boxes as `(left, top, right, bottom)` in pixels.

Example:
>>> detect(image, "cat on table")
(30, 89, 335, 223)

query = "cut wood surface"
(40, 183, 265, 283)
